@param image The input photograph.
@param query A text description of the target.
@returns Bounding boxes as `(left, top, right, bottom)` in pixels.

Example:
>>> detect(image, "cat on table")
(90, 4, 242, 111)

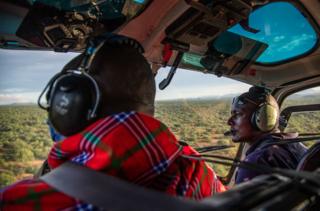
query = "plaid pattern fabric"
(1, 112, 225, 210)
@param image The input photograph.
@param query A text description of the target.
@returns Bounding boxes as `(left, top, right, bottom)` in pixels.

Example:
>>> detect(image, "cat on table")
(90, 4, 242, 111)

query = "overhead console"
(181, 31, 267, 76)
(0, 0, 151, 52)
(0, 0, 268, 80)
(166, 0, 252, 46)
(163, 0, 268, 79)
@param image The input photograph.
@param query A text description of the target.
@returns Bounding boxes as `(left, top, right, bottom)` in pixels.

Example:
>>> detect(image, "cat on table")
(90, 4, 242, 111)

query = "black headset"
(38, 34, 144, 136)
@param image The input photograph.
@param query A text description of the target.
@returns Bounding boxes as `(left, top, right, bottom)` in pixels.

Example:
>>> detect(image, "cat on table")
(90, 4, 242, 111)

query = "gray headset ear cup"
(252, 102, 279, 132)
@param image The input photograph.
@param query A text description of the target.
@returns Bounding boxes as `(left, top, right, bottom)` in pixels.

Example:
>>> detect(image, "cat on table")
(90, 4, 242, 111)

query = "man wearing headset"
(1, 36, 225, 210)
(227, 86, 307, 184)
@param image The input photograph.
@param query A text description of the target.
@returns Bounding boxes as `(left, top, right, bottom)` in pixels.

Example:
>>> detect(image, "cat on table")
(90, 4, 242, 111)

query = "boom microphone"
(224, 130, 232, 136)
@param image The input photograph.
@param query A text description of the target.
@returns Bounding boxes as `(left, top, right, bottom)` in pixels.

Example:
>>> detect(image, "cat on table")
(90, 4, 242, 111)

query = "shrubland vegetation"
(155, 99, 234, 177)
(1, 96, 319, 188)
(0, 105, 51, 187)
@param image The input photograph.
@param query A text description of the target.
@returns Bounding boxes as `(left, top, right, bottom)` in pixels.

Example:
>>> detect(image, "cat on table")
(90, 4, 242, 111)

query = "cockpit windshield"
(228, 2, 318, 64)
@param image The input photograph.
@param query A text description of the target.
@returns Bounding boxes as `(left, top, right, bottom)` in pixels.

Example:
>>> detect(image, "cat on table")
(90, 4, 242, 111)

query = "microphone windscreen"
(224, 131, 232, 136)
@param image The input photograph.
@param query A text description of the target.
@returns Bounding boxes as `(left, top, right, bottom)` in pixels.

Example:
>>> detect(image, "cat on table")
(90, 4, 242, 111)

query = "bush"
(0, 171, 16, 188)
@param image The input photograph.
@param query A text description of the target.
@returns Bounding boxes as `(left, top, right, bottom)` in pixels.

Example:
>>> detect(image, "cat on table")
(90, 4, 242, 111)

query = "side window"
(281, 87, 320, 148)
(155, 67, 250, 178)
(0, 49, 76, 188)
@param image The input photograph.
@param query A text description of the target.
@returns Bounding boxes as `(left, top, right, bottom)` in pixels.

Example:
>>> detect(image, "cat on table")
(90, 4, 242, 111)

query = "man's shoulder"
(253, 133, 303, 151)
(246, 135, 278, 157)
(257, 133, 307, 156)
(247, 136, 288, 162)
(1, 179, 58, 203)
(247, 134, 306, 168)
(1, 178, 77, 209)
(96, 111, 169, 129)
(82, 111, 173, 138)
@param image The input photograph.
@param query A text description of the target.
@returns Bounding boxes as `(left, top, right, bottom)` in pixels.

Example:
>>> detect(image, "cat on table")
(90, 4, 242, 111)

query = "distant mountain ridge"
(1, 102, 36, 106)
(1, 91, 319, 105)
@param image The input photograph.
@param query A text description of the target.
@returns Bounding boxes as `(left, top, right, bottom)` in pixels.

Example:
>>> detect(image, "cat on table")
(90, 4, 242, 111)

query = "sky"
(0, 49, 251, 105)
(1, 44, 320, 105)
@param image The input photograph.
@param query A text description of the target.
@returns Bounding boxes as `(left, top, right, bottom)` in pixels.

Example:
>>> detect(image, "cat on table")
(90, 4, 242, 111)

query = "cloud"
(273, 35, 285, 42)
(0, 50, 79, 93)
(0, 92, 40, 105)
(258, 33, 316, 62)
(276, 34, 315, 52)
(264, 23, 271, 36)
(296, 87, 320, 95)
(1, 88, 28, 93)
(0, 49, 78, 66)
(156, 83, 250, 100)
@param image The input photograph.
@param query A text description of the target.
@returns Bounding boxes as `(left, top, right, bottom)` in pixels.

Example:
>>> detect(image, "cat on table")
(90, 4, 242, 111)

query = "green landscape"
(1, 96, 319, 188)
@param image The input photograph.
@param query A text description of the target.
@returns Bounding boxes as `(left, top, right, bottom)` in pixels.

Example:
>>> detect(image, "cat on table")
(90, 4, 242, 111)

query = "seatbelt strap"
(40, 162, 212, 211)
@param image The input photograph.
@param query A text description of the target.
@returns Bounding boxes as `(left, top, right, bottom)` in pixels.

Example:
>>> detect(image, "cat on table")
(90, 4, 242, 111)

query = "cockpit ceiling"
(0, 0, 319, 90)
(0, 0, 153, 51)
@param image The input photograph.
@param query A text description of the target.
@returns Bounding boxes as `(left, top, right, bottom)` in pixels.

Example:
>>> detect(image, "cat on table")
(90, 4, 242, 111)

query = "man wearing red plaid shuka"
(1, 37, 226, 210)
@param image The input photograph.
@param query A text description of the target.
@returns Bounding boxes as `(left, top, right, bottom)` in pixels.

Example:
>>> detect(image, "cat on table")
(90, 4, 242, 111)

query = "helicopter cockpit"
(1, 0, 320, 210)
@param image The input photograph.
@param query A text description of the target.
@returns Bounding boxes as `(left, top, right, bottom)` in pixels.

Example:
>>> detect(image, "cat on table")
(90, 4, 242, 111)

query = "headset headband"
(232, 95, 259, 107)
(232, 87, 270, 107)
(38, 34, 144, 110)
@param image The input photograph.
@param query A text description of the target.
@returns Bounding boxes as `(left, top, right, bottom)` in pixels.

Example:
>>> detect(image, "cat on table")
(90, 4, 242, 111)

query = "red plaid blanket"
(1, 112, 225, 210)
